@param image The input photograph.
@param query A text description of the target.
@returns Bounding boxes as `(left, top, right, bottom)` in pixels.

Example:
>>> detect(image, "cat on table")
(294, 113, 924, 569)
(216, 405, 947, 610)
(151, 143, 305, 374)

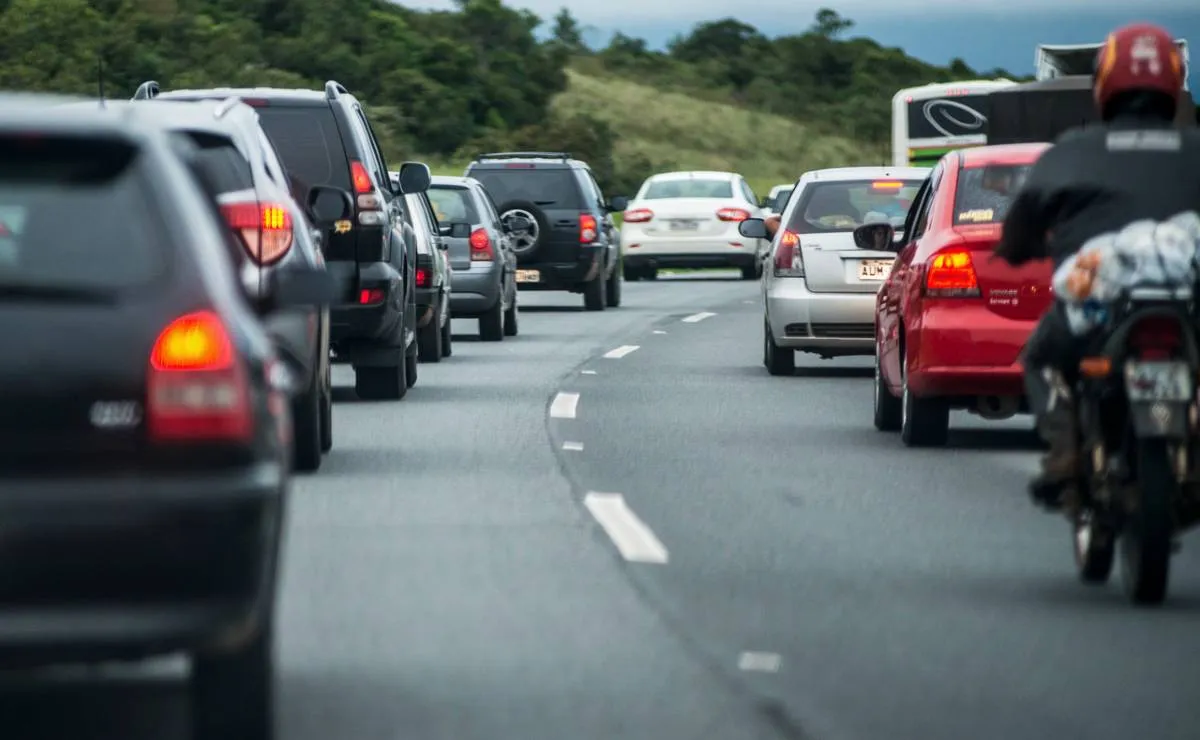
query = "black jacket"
(995, 115, 1200, 268)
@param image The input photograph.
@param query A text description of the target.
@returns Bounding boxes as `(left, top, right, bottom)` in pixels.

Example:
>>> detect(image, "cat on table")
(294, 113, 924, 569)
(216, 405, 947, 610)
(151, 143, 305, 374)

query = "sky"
(403, 0, 1200, 74)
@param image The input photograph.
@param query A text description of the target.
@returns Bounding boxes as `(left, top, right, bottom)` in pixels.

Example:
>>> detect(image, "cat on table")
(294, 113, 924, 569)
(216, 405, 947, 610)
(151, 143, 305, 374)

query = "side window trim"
(913, 163, 945, 240)
(353, 105, 390, 186)
(478, 186, 503, 225)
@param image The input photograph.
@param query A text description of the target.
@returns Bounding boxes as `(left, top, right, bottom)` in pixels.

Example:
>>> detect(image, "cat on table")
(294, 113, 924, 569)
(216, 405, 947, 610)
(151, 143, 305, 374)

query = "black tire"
(291, 378, 322, 473)
(763, 319, 794, 376)
(900, 362, 948, 447)
(624, 267, 641, 282)
(740, 264, 758, 280)
(605, 267, 622, 307)
(405, 346, 418, 388)
(355, 359, 407, 401)
(441, 313, 453, 357)
(319, 371, 332, 453)
(1074, 509, 1116, 584)
(873, 351, 901, 432)
(417, 306, 443, 363)
(191, 620, 275, 740)
(479, 300, 504, 341)
(496, 199, 549, 259)
(645, 268, 658, 280)
(504, 294, 519, 336)
(1120, 439, 1175, 605)
(584, 272, 606, 311)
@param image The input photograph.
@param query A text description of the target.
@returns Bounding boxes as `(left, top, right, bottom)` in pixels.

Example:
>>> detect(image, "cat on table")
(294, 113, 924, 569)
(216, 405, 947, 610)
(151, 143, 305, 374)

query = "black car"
(136, 80, 431, 401)
(0, 96, 334, 739)
(463, 152, 627, 311)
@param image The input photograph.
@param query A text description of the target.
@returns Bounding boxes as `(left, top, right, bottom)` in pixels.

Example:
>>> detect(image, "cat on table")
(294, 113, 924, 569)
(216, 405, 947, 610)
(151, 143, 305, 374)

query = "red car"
(864, 143, 1053, 446)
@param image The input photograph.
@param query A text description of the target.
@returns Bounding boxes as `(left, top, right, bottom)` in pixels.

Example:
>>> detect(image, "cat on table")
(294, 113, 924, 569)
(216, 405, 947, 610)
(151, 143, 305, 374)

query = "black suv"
(463, 152, 627, 311)
(135, 80, 431, 400)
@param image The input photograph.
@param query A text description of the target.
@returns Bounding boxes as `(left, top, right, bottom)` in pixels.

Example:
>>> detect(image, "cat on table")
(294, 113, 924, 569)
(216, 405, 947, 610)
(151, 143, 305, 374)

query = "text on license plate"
(857, 258, 893, 281)
(1125, 360, 1193, 401)
(516, 269, 540, 283)
(669, 220, 699, 231)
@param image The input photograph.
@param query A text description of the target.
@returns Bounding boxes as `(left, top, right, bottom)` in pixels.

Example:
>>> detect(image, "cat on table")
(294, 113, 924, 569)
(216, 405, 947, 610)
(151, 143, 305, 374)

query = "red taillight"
(1130, 317, 1182, 359)
(773, 230, 803, 277)
(716, 207, 751, 222)
(580, 213, 598, 243)
(359, 288, 386, 305)
(350, 160, 373, 194)
(623, 208, 653, 223)
(925, 249, 980, 297)
(469, 227, 494, 261)
(220, 201, 294, 265)
(147, 312, 252, 442)
(416, 267, 430, 288)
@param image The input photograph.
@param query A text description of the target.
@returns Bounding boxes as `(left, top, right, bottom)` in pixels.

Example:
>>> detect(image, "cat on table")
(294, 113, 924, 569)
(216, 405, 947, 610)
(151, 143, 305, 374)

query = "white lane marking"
(653, 330, 667, 335)
(581, 369, 597, 375)
(738, 652, 782, 672)
(583, 492, 669, 564)
(603, 344, 640, 359)
(549, 392, 579, 419)
(562, 441, 584, 451)
(681, 311, 716, 323)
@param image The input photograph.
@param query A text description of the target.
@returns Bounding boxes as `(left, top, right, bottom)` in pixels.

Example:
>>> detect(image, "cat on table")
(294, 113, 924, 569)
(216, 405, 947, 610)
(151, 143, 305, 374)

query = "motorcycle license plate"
(1124, 360, 1193, 401)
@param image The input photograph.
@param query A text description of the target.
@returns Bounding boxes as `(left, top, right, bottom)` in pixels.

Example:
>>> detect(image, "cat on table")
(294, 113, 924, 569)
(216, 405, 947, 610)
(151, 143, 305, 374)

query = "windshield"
(787, 179, 923, 233)
(953, 164, 1033, 225)
(641, 178, 734, 199)
(470, 168, 582, 208)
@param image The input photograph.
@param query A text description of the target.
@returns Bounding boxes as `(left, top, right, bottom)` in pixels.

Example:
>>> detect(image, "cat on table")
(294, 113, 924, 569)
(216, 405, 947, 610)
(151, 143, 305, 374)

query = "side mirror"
(853, 222, 896, 250)
(388, 171, 400, 193)
(607, 195, 628, 212)
(758, 197, 770, 209)
(436, 238, 449, 251)
(738, 218, 768, 239)
(396, 161, 431, 194)
(270, 266, 340, 307)
(443, 221, 471, 239)
(307, 185, 353, 223)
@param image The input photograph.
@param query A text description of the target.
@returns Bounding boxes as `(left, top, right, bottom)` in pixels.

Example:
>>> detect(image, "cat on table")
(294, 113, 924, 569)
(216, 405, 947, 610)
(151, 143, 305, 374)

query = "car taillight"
(623, 208, 653, 223)
(359, 288, 386, 305)
(580, 213, 598, 243)
(716, 207, 750, 222)
(416, 267, 430, 287)
(925, 249, 980, 297)
(773, 230, 804, 277)
(147, 311, 252, 443)
(1130, 316, 1182, 360)
(220, 201, 294, 265)
(469, 227, 494, 261)
(351, 160, 385, 227)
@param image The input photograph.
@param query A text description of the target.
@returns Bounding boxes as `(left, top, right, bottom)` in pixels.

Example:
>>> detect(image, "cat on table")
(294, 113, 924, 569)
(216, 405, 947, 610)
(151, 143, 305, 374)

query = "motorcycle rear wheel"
(1120, 439, 1175, 605)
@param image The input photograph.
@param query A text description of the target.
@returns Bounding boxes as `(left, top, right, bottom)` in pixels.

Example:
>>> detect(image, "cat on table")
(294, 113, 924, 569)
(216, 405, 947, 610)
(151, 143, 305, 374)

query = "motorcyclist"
(994, 22, 1200, 508)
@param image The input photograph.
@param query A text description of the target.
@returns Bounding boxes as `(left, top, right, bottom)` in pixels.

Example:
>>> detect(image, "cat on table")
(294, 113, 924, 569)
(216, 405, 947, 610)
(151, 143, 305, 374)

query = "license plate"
(669, 220, 699, 231)
(1125, 360, 1192, 401)
(857, 258, 893, 281)
(515, 269, 540, 283)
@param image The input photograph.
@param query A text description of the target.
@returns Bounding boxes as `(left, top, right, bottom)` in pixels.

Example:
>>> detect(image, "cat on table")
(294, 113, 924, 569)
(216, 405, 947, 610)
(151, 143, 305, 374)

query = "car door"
(879, 168, 939, 389)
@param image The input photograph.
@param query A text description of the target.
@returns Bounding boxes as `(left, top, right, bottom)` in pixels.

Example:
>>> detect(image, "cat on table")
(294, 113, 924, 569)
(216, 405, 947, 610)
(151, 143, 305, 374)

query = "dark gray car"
(428, 175, 518, 341)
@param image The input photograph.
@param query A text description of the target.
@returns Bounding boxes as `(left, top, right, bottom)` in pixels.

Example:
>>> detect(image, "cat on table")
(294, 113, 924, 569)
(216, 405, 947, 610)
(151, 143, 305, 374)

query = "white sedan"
(619, 171, 769, 281)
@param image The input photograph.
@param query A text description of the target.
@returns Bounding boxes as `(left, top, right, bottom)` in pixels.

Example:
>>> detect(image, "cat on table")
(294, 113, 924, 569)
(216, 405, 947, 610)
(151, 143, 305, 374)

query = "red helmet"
(1094, 23, 1184, 113)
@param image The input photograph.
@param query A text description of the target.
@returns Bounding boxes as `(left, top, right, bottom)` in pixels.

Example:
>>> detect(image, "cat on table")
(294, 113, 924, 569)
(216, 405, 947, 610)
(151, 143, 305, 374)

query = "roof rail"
(476, 151, 571, 161)
(325, 81, 347, 100)
(214, 96, 243, 119)
(133, 80, 160, 101)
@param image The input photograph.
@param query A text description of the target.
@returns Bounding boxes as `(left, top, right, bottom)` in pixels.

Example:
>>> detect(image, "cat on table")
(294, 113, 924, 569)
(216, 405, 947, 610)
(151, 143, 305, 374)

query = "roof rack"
(476, 151, 571, 161)
(133, 80, 160, 101)
(325, 81, 347, 101)
(213, 96, 244, 119)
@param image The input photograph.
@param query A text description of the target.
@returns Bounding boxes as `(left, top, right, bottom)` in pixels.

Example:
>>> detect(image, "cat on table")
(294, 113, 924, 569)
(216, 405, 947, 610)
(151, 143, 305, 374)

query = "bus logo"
(922, 99, 987, 138)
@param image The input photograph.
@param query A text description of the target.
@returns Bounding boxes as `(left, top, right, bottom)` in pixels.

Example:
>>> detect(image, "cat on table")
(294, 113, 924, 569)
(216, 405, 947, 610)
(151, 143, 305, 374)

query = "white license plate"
(857, 258, 893, 281)
(669, 220, 699, 231)
(515, 269, 540, 283)
(1125, 360, 1192, 401)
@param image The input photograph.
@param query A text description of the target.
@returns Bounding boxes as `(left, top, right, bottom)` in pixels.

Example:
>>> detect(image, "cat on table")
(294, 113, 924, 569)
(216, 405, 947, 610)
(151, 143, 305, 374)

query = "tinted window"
(470, 168, 582, 208)
(953, 164, 1033, 225)
(770, 187, 793, 210)
(429, 185, 480, 224)
(0, 138, 164, 290)
(787, 180, 924, 234)
(642, 178, 733, 199)
(184, 132, 253, 194)
(255, 106, 351, 194)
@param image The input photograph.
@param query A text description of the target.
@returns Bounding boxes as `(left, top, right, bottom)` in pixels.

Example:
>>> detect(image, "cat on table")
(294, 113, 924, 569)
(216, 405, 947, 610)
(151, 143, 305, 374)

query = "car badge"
(334, 219, 352, 234)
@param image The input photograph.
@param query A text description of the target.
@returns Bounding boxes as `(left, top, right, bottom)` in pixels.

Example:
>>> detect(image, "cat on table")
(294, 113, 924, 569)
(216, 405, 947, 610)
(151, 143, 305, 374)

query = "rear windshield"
(0, 138, 163, 291)
(953, 164, 1033, 225)
(428, 185, 480, 224)
(469, 167, 582, 208)
(641, 178, 733, 199)
(183, 131, 253, 194)
(254, 105, 351, 194)
(787, 179, 923, 234)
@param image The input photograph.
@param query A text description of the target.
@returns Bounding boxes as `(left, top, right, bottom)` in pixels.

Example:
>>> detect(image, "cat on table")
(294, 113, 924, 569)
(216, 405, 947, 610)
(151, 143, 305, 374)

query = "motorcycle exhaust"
(975, 395, 1019, 420)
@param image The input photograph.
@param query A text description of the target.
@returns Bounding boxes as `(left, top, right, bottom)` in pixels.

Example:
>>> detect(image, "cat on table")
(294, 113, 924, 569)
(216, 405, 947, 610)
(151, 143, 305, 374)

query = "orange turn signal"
(1079, 357, 1111, 377)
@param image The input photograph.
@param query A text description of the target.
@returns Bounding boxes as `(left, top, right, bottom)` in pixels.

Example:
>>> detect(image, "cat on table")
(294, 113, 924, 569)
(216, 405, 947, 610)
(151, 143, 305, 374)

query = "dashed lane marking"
(652, 330, 667, 334)
(603, 345, 640, 359)
(549, 392, 579, 419)
(562, 441, 584, 451)
(738, 652, 782, 672)
(583, 492, 669, 564)
(581, 369, 597, 375)
(681, 311, 716, 323)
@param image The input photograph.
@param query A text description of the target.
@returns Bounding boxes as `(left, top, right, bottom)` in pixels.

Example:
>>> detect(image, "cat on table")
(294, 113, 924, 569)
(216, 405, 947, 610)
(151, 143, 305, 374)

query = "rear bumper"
(515, 245, 605, 291)
(0, 463, 283, 664)
(909, 304, 1035, 397)
(263, 307, 319, 391)
(450, 265, 501, 316)
(766, 277, 877, 355)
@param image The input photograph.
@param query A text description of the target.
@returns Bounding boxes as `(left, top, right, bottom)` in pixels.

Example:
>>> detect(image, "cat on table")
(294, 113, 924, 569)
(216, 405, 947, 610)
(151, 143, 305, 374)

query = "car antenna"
(97, 54, 107, 108)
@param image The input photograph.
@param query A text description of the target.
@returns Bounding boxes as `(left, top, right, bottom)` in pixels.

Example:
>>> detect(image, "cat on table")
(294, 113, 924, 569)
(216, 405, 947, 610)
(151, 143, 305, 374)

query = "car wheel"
(191, 618, 275, 740)
(355, 359, 407, 401)
(480, 299, 504, 341)
(319, 371, 333, 454)
(291, 377, 322, 473)
(645, 268, 658, 281)
(899, 362, 948, 447)
(624, 267, 641, 281)
(417, 305, 443, 363)
(441, 311, 453, 357)
(873, 350, 901, 432)
(584, 272, 606, 311)
(740, 265, 758, 280)
(504, 295, 519, 336)
(405, 346, 418, 388)
(763, 319, 794, 376)
(605, 267, 622, 307)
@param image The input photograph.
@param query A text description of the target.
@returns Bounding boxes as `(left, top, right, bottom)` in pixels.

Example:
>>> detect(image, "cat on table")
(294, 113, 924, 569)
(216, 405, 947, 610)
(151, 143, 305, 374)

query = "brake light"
(147, 312, 251, 442)
(925, 249, 980, 297)
(350, 160, 373, 194)
(416, 267, 430, 288)
(359, 288, 386, 305)
(469, 227, 494, 261)
(870, 180, 903, 192)
(773, 230, 804, 277)
(580, 214, 598, 243)
(716, 207, 750, 222)
(623, 208, 653, 223)
(240, 98, 269, 107)
(220, 201, 294, 265)
(1130, 317, 1181, 360)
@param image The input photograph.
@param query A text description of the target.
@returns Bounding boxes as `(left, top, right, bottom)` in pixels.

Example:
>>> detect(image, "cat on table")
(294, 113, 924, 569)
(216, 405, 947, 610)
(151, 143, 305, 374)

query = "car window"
(786, 179, 924, 234)
(404, 194, 434, 250)
(477, 187, 504, 225)
(953, 164, 1034, 225)
(470, 168, 583, 208)
(740, 180, 757, 205)
(428, 185, 480, 224)
(255, 127, 288, 188)
(353, 106, 390, 188)
(417, 193, 441, 231)
(641, 178, 734, 199)
(911, 166, 943, 240)
(771, 187, 794, 211)
(180, 132, 253, 194)
(0, 137, 165, 291)
(254, 105, 352, 194)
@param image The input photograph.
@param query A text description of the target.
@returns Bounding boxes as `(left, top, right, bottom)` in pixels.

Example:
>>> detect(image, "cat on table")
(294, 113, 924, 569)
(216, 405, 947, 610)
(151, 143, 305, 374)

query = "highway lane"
(553, 285, 1200, 740)
(0, 274, 788, 740)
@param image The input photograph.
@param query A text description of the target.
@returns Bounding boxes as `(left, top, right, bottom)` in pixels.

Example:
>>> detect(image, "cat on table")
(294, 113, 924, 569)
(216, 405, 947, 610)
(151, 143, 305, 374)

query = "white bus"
(891, 79, 1018, 166)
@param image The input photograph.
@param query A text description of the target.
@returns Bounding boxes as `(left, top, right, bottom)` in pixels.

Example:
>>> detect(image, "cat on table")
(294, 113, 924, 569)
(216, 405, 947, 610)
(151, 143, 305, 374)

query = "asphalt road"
(4, 272, 1200, 740)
